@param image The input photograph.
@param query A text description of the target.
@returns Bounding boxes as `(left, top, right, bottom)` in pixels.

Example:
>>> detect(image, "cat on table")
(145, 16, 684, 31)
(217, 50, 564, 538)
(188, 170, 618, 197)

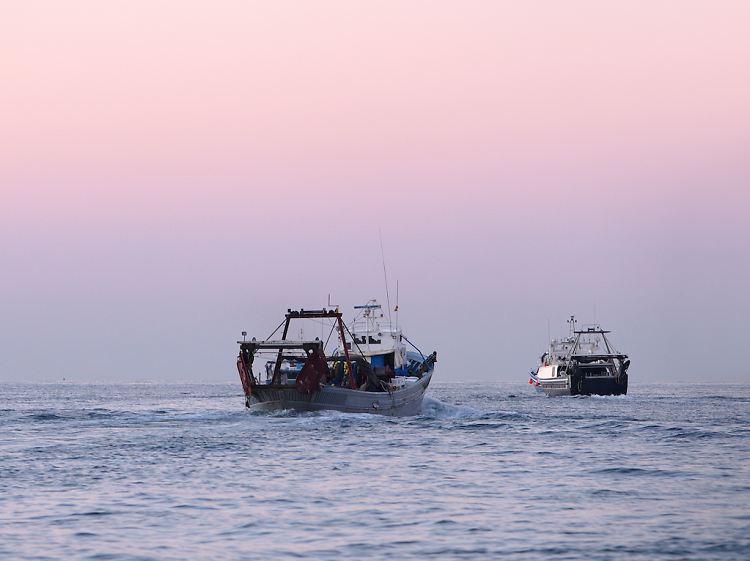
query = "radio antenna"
(379, 230, 392, 329)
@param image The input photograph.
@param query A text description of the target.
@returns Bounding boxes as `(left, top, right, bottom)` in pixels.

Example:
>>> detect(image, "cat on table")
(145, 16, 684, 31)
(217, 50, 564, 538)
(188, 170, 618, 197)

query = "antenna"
(379, 230, 392, 329)
(395, 280, 399, 329)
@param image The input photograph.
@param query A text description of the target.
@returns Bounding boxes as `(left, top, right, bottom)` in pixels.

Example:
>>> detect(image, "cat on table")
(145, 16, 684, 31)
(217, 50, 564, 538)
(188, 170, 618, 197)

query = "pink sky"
(1, 1, 749, 382)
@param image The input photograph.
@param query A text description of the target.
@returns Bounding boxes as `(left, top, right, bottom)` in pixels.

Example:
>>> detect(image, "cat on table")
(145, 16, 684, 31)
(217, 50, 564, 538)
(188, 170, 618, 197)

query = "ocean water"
(1, 382, 748, 560)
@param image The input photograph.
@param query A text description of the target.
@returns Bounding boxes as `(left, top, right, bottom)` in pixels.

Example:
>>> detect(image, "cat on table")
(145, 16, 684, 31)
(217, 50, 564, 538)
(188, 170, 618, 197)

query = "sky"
(1, 1, 749, 383)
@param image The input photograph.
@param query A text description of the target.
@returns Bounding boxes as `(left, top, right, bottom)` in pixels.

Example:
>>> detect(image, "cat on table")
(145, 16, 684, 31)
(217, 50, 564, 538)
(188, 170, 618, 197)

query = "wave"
(419, 395, 525, 422)
(419, 396, 485, 419)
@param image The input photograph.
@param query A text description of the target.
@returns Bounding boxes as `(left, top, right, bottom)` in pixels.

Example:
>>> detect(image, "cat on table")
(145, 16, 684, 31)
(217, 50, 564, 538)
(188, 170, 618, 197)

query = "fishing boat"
(529, 316, 629, 396)
(236, 300, 436, 415)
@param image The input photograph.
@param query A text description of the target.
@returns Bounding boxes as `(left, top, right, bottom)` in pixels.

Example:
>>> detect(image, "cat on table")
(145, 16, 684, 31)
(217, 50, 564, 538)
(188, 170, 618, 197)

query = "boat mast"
(379, 230, 392, 332)
(395, 281, 399, 331)
(567, 316, 578, 358)
(567, 316, 577, 339)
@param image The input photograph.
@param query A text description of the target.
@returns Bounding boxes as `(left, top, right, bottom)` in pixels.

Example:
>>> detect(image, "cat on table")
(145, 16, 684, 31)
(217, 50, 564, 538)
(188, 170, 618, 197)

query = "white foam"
(419, 395, 485, 419)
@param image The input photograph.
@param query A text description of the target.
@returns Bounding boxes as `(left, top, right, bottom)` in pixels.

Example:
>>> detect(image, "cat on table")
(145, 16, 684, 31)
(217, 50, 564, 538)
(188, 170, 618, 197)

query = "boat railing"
(571, 353, 627, 362)
(350, 319, 400, 334)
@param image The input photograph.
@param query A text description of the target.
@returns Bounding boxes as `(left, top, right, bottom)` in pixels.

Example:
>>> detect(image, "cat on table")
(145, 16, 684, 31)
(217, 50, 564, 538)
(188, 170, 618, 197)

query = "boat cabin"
(338, 300, 409, 373)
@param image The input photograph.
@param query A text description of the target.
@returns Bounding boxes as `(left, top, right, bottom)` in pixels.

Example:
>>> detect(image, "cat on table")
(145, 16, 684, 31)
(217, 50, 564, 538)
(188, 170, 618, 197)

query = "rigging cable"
(401, 335, 426, 363)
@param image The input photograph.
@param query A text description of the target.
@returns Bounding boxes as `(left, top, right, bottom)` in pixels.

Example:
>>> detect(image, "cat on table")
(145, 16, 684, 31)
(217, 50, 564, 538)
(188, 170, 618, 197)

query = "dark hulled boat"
(529, 316, 629, 396)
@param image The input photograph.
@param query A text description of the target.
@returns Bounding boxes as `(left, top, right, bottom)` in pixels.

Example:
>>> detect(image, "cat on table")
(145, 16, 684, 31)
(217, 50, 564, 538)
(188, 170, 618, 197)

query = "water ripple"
(0, 381, 748, 560)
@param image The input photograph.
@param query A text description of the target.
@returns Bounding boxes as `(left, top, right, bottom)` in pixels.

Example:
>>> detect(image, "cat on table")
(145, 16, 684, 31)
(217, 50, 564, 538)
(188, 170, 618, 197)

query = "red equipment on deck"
(237, 355, 252, 397)
(295, 348, 329, 394)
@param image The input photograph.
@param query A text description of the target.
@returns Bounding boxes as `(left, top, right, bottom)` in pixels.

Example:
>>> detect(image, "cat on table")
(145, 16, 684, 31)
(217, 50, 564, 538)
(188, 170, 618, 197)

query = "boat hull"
(532, 373, 627, 397)
(245, 370, 433, 416)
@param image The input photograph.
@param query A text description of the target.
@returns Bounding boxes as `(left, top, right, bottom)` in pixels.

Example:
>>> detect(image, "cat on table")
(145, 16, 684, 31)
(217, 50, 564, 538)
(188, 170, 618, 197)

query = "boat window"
(368, 336, 381, 344)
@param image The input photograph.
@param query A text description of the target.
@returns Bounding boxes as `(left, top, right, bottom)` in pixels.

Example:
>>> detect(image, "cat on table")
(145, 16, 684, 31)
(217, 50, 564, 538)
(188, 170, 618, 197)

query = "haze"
(2, 1, 748, 383)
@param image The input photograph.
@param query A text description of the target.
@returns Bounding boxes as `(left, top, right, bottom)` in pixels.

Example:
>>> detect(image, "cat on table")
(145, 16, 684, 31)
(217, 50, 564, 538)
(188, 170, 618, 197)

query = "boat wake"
(419, 395, 486, 419)
(244, 396, 489, 421)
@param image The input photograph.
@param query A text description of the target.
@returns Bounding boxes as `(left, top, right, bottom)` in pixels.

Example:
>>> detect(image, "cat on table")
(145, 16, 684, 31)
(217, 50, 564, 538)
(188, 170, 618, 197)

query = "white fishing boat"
(529, 316, 629, 396)
(236, 301, 436, 415)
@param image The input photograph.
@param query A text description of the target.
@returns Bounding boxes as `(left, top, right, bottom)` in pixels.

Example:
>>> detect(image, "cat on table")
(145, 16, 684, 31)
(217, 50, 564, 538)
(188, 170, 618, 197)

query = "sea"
(1, 381, 748, 561)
